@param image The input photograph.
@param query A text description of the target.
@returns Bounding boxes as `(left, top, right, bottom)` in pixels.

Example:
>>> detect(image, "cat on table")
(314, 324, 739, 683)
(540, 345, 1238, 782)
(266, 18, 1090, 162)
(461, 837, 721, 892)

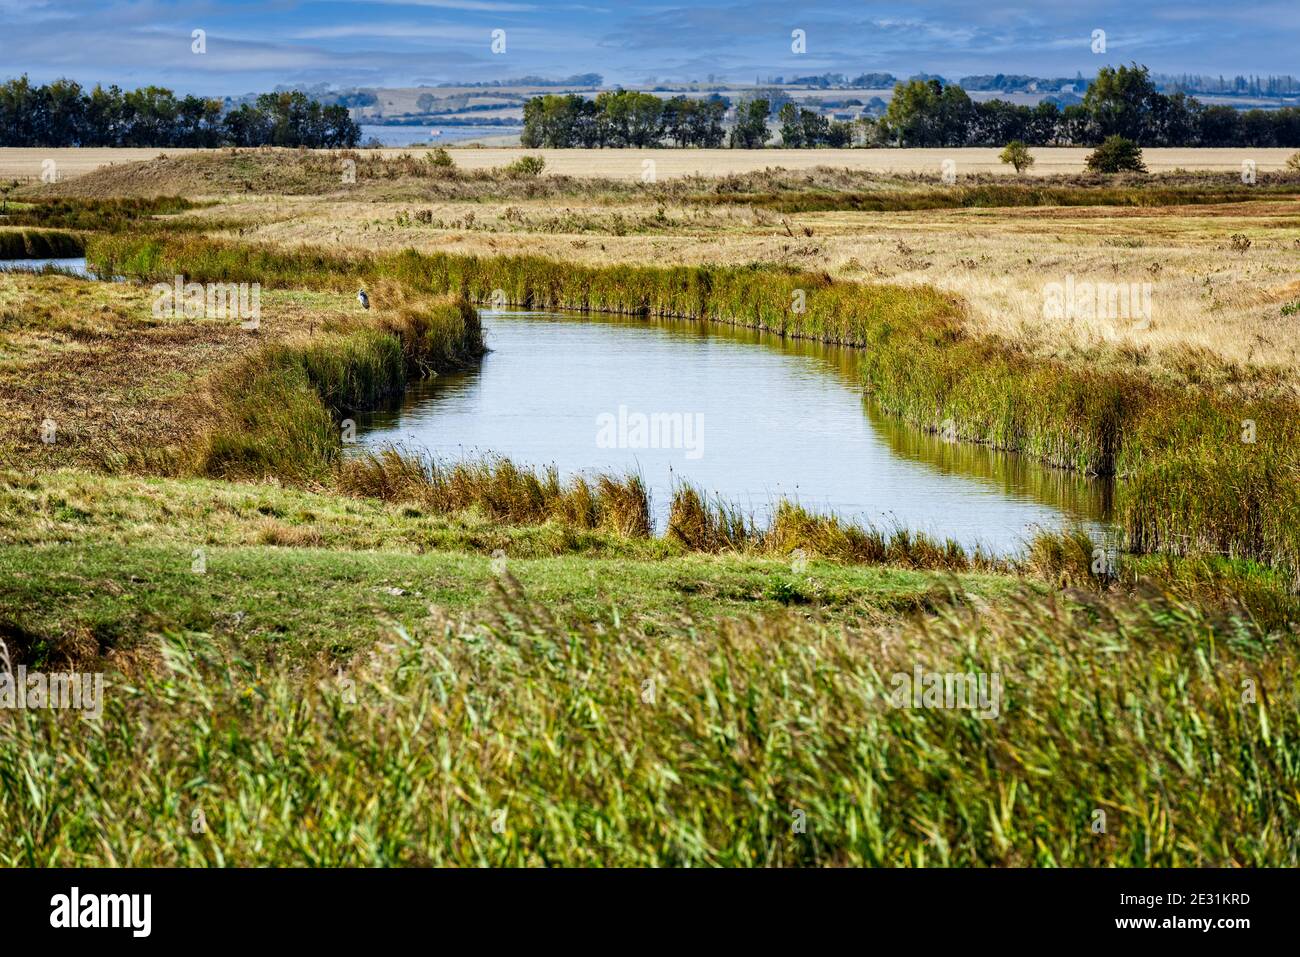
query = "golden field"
(4, 146, 1299, 184)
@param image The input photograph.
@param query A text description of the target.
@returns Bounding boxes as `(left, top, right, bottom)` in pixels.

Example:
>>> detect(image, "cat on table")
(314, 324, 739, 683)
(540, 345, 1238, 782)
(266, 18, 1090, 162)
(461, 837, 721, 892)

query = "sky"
(1, 0, 1296, 94)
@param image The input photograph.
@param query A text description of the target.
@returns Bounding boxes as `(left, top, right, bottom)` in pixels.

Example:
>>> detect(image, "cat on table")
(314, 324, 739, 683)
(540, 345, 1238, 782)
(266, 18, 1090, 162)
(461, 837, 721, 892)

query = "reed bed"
(85, 234, 1300, 582)
(3, 581, 1296, 867)
(342, 452, 999, 572)
(87, 233, 954, 346)
(1, 196, 198, 231)
(689, 181, 1295, 213)
(198, 296, 483, 481)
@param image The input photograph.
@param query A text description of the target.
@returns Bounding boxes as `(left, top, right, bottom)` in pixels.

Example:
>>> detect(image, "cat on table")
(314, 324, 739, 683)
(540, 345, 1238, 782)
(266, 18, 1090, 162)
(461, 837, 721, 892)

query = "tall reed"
(0, 229, 83, 258)
(4, 585, 1297, 866)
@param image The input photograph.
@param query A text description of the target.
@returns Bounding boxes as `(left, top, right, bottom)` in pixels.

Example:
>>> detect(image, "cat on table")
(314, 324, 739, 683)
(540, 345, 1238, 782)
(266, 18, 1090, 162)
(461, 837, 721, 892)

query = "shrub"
(1286, 152, 1300, 171)
(1085, 136, 1147, 174)
(426, 148, 454, 169)
(504, 154, 546, 178)
(998, 140, 1034, 174)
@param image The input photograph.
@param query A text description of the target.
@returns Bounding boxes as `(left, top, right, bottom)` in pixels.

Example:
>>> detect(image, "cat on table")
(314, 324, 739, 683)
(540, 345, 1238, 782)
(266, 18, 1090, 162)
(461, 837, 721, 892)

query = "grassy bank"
(0, 467, 1023, 668)
(2, 581, 1296, 866)
(86, 234, 1300, 583)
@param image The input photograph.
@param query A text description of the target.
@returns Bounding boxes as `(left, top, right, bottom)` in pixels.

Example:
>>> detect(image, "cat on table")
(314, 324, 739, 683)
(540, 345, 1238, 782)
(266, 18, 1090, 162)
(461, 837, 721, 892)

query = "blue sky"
(1, 0, 1296, 94)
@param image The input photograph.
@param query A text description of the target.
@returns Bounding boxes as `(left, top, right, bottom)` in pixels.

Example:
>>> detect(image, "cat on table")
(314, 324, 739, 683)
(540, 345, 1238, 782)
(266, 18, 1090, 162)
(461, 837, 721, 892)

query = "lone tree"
(999, 140, 1034, 174)
(1085, 135, 1147, 174)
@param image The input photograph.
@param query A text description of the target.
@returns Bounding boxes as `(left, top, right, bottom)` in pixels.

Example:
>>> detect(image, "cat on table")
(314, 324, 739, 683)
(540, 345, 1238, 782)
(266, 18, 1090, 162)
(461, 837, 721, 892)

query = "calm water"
(354, 310, 1112, 553)
(0, 256, 89, 275)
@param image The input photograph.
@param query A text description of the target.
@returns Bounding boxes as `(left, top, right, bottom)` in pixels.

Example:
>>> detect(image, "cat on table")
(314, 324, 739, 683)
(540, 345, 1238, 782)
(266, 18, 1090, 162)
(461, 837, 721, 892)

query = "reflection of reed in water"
(865, 399, 1115, 523)
(618, 310, 1115, 525)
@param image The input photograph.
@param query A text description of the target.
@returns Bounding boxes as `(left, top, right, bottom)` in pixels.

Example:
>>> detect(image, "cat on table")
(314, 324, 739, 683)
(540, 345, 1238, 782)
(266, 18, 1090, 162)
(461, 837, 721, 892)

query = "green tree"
(1082, 64, 1160, 143)
(778, 102, 804, 147)
(882, 79, 974, 146)
(729, 98, 770, 148)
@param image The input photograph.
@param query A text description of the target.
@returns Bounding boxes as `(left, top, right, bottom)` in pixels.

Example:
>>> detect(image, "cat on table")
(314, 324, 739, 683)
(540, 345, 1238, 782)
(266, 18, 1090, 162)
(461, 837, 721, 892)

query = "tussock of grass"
(767, 501, 982, 570)
(338, 449, 651, 538)
(666, 485, 753, 552)
(3, 582, 1297, 866)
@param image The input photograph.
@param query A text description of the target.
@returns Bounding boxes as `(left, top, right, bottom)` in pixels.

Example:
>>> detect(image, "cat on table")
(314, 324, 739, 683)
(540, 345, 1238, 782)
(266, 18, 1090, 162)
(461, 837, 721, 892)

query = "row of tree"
(520, 66, 1300, 149)
(521, 91, 729, 148)
(879, 66, 1300, 147)
(0, 77, 361, 148)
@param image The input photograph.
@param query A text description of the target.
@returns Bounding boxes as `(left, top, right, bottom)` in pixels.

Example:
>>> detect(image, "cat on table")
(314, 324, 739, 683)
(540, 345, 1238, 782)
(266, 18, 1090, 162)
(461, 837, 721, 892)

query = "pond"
(354, 309, 1113, 553)
(0, 257, 91, 276)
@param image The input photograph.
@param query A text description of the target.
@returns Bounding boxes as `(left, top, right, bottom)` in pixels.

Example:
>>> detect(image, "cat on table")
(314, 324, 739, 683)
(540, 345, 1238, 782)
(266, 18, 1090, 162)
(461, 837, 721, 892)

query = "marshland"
(2, 142, 1299, 867)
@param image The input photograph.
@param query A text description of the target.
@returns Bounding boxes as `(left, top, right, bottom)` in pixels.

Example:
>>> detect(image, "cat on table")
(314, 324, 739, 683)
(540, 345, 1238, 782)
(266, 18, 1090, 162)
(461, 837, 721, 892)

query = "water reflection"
(355, 309, 1113, 553)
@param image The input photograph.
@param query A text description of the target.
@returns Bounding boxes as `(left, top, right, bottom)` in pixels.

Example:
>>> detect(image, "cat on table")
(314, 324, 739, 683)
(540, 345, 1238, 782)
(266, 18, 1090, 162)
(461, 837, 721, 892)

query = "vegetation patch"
(200, 296, 483, 481)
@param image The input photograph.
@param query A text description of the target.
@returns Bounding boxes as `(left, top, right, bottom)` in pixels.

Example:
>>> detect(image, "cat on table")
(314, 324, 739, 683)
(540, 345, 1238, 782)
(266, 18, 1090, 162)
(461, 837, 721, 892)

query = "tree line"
(0, 77, 361, 148)
(878, 66, 1300, 147)
(521, 91, 730, 147)
(521, 66, 1300, 149)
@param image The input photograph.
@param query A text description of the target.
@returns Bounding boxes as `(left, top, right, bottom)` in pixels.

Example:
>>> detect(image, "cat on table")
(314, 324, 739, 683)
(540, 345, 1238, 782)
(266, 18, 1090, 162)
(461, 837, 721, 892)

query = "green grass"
(0, 468, 1016, 667)
(2, 580, 1296, 866)
(0, 543, 998, 668)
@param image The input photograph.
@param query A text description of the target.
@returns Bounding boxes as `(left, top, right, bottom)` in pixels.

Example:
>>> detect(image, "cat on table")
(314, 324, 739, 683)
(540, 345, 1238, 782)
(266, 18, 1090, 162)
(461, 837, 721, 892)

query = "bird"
(357, 289, 370, 310)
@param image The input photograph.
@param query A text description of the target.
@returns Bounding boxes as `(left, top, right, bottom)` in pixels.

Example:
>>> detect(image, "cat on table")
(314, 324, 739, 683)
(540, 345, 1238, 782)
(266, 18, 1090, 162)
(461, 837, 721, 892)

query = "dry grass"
(0, 273, 420, 471)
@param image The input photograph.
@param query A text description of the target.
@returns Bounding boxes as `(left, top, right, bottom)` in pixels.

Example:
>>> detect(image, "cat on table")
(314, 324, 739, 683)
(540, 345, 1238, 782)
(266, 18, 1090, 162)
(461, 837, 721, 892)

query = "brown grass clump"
(666, 485, 752, 552)
(337, 450, 652, 538)
(255, 518, 326, 548)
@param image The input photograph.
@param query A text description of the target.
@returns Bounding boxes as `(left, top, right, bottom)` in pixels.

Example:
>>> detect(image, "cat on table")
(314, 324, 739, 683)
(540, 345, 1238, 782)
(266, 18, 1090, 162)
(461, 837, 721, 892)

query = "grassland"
(2, 147, 1298, 867)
